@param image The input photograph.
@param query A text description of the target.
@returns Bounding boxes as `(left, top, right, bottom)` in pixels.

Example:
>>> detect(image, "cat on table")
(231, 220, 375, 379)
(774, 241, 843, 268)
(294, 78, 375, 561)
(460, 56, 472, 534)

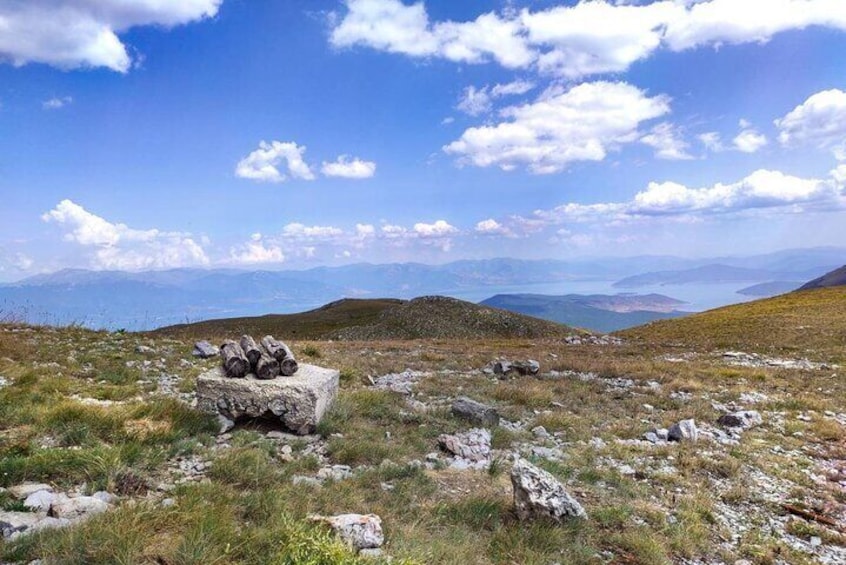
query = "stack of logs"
(220, 335, 299, 380)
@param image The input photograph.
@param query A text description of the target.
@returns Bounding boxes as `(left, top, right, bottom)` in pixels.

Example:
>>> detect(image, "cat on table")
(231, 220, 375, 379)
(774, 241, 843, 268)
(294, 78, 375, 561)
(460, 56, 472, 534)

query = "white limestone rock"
(196, 364, 339, 435)
(510, 458, 587, 522)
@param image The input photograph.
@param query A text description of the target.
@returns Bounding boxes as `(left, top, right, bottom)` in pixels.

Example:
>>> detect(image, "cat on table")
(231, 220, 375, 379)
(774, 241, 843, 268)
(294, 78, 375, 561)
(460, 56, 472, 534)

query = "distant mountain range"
(613, 263, 835, 289)
(481, 293, 689, 333)
(1, 247, 843, 331)
(799, 265, 846, 290)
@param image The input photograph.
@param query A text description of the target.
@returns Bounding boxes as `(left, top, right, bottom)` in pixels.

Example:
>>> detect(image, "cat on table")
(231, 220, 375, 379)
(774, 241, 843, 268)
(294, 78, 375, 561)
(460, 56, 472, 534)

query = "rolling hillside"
(153, 296, 576, 341)
(799, 265, 846, 290)
(621, 287, 846, 359)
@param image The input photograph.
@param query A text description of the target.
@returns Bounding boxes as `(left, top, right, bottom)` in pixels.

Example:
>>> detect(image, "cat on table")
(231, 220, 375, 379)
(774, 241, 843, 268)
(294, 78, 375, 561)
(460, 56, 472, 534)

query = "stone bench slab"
(196, 364, 339, 435)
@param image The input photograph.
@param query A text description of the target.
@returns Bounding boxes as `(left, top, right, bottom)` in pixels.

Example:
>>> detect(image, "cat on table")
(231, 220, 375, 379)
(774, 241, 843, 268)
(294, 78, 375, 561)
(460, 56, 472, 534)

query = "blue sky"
(1, 0, 845, 280)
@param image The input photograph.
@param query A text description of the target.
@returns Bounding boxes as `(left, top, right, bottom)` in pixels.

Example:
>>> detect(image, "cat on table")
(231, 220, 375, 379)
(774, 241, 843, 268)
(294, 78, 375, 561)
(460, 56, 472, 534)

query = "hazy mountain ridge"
(613, 263, 836, 289)
(2, 248, 843, 330)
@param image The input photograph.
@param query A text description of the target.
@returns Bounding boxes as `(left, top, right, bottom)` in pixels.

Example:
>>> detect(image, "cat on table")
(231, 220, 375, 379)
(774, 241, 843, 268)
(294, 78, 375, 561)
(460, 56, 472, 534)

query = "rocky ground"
(0, 324, 845, 564)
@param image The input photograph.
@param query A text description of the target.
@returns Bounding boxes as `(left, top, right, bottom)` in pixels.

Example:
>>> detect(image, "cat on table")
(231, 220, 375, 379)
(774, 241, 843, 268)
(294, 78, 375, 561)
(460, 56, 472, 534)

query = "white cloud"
(42, 96, 72, 110)
(281, 223, 344, 239)
(229, 233, 284, 265)
(330, 0, 846, 79)
(663, 0, 846, 51)
(776, 89, 846, 157)
(474, 218, 514, 237)
(413, 220, 458, 237)
(321, 155, 377, 179)
(235, 141, 316, 183)
(698, 132, 724, 152)
(532, 167, 845, 227)
(640, 122, 693, 160)
(444, 81, 671, 173)
(522, 0, 680, 78)
(733, 127, 768, 153)
(457, 85, 492, 116)
(42, 199, 209, 270)
(331, 0, 535, 69)
(457, 80, 535, 116)
(0, 1, 221, 73)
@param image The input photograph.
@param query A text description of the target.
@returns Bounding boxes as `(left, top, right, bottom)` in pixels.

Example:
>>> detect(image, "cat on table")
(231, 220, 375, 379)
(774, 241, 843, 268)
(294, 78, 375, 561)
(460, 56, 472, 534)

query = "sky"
(1, 0, 845, 281)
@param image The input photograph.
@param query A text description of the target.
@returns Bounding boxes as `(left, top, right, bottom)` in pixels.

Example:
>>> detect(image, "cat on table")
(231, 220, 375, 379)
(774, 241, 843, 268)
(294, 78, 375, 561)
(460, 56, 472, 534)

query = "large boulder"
(311, 513, 384, 550)
(196, 365, 339, 435)
(511, 458, 587, 521)
(438, 428, 491, 465)
(668, 419, 698, 442)
(451, 397, 500, 427)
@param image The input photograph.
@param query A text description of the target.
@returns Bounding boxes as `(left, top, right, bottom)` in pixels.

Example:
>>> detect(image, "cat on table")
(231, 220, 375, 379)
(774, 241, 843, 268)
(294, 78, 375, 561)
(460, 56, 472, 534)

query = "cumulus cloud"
(776, 89, 846, 157)
(42, 96, 72, 110)
(733, 126, 768, 153)
(474, 218, 514, 237)
(444, 81, 671, 173)
(640, 122, 693, 160)
(531, 167, 845, 227)
(0, 1, 222, 73)
(457, 80, 535, 116)
(42, 199, 209, 270)
(698, 132, 724, 152)
(330, 0, 535, 69)
(329, 0, 846, 79)
(229, 233, 284, 265)
(321, 155, 377, 179)
(235, 141, 316, 183)
(282, 223, 344, 239)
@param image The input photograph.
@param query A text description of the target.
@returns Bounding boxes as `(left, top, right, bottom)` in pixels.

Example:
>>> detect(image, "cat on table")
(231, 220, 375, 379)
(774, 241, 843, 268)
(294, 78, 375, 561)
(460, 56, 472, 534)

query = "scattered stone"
(451, 397, 500, 427)
(311, 513, 384, 550)
(359, 548, 383, 558)
(493, 359, 540, 377)
(718, 410, 763, 430)
(317, 465, 354, 482)
(161, 498, 176, 508)
(9, 483, 53, 500)
(135, 345, 155, 355)
(532, 426, 550, 439)
(192, 340, 219, 358)
(372, 370, 425, 395)
(23, 490, 60, 512)
(196, 364, 339, 435)
(739, 391, 769, 404)
(668, 419, 698, 442)
(48, 496, 109, 520)
(510, 458, 587, 522)
(438, 428, 492, 469)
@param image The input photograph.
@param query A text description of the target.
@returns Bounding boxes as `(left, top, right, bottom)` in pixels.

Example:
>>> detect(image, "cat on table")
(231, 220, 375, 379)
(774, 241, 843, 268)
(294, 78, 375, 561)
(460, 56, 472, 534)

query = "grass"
(2, 290, 846, 563)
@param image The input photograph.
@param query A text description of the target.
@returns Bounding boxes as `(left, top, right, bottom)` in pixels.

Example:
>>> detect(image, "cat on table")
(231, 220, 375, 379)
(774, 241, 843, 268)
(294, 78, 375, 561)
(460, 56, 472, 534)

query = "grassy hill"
(799, 264, 846, 290)
(621, 286, 846, 360)
(153, 296, 575, 341)
(151, 298, 405, 341)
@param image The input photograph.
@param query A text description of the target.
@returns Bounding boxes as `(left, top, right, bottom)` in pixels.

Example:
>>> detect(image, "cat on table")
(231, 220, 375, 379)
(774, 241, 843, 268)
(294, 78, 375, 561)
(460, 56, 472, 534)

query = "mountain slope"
(799, 265, 846, 290)
(621, 287, 846, 359)
(153, 296, 575, 341)
(480, 293, 688, 332)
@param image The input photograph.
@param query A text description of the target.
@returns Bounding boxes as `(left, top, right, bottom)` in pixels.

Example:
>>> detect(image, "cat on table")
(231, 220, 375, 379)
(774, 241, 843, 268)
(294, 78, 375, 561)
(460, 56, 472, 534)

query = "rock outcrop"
(510, 458, 587, 522)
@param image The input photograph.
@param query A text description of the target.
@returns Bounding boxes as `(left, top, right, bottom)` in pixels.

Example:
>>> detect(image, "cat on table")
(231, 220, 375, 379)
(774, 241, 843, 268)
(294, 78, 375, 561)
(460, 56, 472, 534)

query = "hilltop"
(799, 265, 846, 290)
(622, 286, 846, 360)
(154, 296, 576, 341)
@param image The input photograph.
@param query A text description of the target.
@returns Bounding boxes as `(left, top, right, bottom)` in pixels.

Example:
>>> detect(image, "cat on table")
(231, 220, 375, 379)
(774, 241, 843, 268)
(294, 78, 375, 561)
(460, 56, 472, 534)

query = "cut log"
(452, 396, 500, 427)
(239, 335, 262, 368)
(220, 340, 249, 378)
(256, 353, 280, 380)
(261, 336, 299, 376)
